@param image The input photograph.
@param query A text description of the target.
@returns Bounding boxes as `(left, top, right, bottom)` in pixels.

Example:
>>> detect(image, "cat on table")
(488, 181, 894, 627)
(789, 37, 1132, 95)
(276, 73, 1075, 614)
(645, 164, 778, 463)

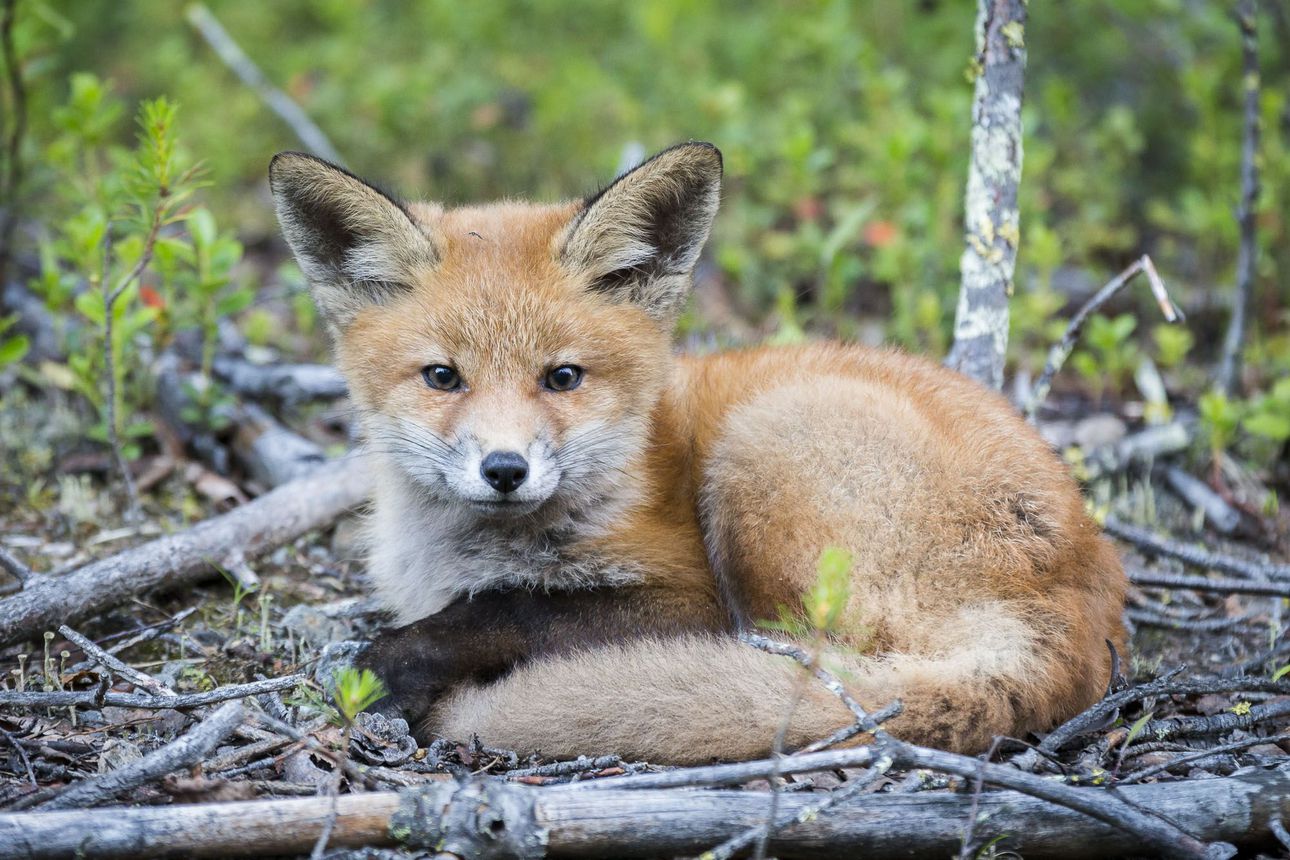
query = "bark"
(1215, 0, 1261, 395)
(0, 771, 1285, 859)
(0, 456, 371, 647)
(212, 355, 348, 405)
(946, 0, 1027, 391)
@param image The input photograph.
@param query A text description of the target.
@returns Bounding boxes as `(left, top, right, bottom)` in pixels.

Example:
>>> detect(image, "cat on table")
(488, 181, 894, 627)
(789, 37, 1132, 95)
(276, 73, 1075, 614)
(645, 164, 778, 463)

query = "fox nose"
(481, 451, 529, 494)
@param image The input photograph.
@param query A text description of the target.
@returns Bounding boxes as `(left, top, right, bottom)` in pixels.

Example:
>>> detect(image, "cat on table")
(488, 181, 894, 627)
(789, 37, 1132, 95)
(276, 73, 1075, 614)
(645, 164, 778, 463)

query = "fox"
(268, 142, 1127, 765)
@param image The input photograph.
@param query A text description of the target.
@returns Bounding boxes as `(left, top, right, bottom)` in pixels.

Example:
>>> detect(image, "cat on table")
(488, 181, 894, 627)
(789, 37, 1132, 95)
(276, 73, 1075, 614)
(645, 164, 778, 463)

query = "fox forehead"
(335, 200, 669, 406)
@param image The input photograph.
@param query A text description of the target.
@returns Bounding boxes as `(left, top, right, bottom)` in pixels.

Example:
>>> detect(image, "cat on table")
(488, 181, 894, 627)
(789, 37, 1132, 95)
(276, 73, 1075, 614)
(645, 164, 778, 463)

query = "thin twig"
(1105, 515, 1290, 581)
(1026, 674, 1290, 759)
(185, 4, 346, 166)
(1026, 254, 1182, 420)
(700, 766, 888, 860)
(0, 725, 35, 786)
(957, 736, 1005, 860)
(1121, 733, 1290, 784)
(0, 673, 304, 710)
(99, 227, 141, 520)
(36, 701, 245, 810)
(57, 624, 176, 697)
(1129, 568, 1290, 598)
(1216, 0, 1262, 395)
(0, 0, 26, 295)
(0, 546, 31, 595)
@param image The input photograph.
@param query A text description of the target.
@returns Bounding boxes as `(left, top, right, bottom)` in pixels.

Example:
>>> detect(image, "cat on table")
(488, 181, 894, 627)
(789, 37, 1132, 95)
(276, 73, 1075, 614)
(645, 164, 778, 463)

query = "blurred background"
(1, 0, 1288, 515)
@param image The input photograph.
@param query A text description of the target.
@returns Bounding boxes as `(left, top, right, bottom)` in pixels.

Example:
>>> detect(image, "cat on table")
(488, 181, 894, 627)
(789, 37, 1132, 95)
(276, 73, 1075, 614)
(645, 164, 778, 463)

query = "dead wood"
(1128, 568, 1290, 599)
(35, 700, 245, 810)
(212, 355, 348, 405)
(0, 673, 303, 711)
(1105, 515, 1290, 581)
(0, 770, 1286, 859)
(945, 0, 1027, 390)
(0, 455, 371, 647)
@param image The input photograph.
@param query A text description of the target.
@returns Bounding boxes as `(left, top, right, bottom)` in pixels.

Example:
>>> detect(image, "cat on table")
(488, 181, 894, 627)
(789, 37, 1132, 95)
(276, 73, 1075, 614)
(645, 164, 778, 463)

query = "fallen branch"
(36, 701, 245, 811)
(0, 546, 30, 596)
(1161, 465, 1241, 535)
(212, 355, 348, 405)
(185, 4, 346, 166)
(1105, 515, 1290, 581)
(1122, 732, 1290, 784)
(0, 674, 304, 711)
(1128, 569, 1290, 599)
(0, 455, 371, 647)
(1026, 254, 1181, 419)
(232, 402, 327, 488)
(2, 769, 1284, 859)
(56, 624, 175, 697)
(1021, 674, 1290, 763)
(1215, 0, 1262, 395)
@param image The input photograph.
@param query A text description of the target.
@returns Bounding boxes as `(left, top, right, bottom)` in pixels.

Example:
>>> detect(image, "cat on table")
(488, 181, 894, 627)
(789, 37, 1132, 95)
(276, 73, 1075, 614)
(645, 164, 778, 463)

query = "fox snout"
(480, 451, 528, 494)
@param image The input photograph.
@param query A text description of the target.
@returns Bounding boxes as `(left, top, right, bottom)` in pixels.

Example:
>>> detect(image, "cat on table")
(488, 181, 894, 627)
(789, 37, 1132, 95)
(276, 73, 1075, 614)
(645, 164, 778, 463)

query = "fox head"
(270, 143, 721, 522)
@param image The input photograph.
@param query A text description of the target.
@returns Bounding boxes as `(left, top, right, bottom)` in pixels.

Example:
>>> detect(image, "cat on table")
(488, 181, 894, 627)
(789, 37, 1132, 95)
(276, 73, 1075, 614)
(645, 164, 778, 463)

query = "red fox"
(270, 143, 1126, 764)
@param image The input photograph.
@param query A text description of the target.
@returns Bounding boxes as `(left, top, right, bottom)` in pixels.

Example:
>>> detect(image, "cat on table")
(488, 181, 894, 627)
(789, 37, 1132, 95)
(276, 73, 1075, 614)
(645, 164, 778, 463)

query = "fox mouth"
(467, 497, 545, 516)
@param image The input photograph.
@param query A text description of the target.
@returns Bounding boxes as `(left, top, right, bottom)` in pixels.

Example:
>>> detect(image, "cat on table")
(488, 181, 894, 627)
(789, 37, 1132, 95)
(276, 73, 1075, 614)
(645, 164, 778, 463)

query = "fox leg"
(357, 584, 724, 730)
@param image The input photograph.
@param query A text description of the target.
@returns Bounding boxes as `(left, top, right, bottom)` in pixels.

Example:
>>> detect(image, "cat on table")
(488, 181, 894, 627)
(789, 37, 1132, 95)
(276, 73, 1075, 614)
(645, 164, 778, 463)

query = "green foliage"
(1243, 378, 1290, 444)
(331, 667, 387, 725)
(1150, 324, 1193, 370)
(1070, 314, 1139, 402)
(0, 316, 30, 367)
(761, 545, 853, 638)
(12, 0, 1281, 371)
(1198, 389, 1241, 461)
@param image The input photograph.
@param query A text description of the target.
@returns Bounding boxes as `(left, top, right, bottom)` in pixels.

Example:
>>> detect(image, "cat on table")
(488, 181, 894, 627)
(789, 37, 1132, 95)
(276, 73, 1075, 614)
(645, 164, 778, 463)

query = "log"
(0, 771, 1285, 859)
(0, 456, 372, 647)
(212, 355, 348, 405)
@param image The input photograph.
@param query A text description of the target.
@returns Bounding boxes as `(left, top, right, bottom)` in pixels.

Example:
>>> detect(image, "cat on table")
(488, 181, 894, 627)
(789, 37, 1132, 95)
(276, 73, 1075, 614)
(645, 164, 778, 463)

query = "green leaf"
(74, 290, 106, 325)
(332, 667, 388, 723)
(187, 207, 217, 249)
(1272, 664, 1290, 682)
(1243, 411, 1290, 442)
(0, 335, 30, 366)
(215, 288, 255, 316)
(1123, 710, 1154, 747)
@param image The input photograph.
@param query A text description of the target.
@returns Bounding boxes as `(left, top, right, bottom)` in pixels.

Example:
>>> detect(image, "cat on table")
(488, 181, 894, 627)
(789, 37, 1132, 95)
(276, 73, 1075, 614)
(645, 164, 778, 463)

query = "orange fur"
(270, 144, 1127, 763)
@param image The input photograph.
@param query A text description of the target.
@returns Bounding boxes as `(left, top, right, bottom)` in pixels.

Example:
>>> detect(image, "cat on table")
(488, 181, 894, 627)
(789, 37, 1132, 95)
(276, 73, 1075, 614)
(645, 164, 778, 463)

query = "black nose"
(481, 451, 529, 494)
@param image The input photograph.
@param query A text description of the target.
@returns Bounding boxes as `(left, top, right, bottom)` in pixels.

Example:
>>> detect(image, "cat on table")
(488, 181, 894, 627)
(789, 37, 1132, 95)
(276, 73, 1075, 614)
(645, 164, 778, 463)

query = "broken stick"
(0, 455, 371, 647)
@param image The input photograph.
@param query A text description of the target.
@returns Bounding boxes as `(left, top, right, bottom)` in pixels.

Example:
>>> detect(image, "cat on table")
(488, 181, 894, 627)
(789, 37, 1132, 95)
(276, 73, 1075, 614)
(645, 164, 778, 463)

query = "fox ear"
(559, 142, 721, 320)
(269, 152, 436, 332)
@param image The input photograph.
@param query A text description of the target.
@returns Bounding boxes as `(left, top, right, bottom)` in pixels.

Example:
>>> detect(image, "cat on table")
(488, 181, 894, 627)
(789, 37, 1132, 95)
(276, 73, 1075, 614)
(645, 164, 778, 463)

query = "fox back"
(271, 144, 1126, 762)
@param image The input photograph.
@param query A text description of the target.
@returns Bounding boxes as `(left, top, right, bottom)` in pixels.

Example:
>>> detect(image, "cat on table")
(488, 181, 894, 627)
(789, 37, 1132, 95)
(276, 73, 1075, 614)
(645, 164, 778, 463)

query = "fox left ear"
(269, 152, 437, 334)
(558, 142, 722, 320)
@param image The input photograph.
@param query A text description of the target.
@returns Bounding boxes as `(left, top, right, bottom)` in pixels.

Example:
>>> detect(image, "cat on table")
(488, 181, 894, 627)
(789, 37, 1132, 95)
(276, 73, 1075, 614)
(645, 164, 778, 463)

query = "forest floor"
(0, 361, 1289, 859)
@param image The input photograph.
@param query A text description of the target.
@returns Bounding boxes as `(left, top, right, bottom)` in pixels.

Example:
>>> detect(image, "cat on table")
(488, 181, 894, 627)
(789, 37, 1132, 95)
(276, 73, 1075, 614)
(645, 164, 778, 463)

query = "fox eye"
(422, 364, 462, 391)
(544, 365, 583, 392)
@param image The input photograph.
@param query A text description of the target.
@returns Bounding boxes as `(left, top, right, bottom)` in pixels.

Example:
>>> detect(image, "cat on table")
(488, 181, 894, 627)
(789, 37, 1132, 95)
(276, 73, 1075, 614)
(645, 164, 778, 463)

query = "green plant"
(1198, 389, 1241, 462)
(1242, 378, 1290, 444)
(0, 315, 29, 367)
(331, 667, 388, 725)
(1070, 313, 1139, 402)
(1151, 323, 1194, 370)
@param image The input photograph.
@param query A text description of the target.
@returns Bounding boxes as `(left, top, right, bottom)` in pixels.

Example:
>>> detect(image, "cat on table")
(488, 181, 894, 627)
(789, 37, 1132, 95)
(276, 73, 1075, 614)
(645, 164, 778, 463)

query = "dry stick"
(1026, 675, 1290, 762)
(700, 767, 887, 860)
(1104, 515, 1290, 581)
(1125, 607, 1255, 634)
(1121, 733, 1290, 785)
(211, 355, 348, 405)
(1115, 698, 1290, 746)
(1216, 0, 1262, 395)
(0, 547, 30, 596)
(0, 774, 1283, 859)
(739, 632, 896, 860)
(0, 454, 372, 647)
(56, 624, 175, 697)
(1160, 465, 1241, 535)
(0, 0, 25, 296)
(944, 0, 1027, 391)
(0, 673, 303, 710)
(574, 739, 1216, 857)
(1128, 569, 1290, 599)
(185, 4, 346, 166)
(36, 700, 245, 810)
(0, 725, 34, 786)
(1026, 254, 1181, 420)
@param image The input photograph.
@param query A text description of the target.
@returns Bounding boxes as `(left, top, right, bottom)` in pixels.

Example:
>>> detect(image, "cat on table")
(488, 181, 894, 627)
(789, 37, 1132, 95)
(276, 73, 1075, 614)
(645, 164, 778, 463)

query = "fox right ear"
(269, 152, 436, 332)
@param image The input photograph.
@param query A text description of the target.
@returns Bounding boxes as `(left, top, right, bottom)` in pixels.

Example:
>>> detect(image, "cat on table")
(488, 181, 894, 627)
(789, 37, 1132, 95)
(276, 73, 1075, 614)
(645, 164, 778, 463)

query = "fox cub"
(270, 142, 1126, 764)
